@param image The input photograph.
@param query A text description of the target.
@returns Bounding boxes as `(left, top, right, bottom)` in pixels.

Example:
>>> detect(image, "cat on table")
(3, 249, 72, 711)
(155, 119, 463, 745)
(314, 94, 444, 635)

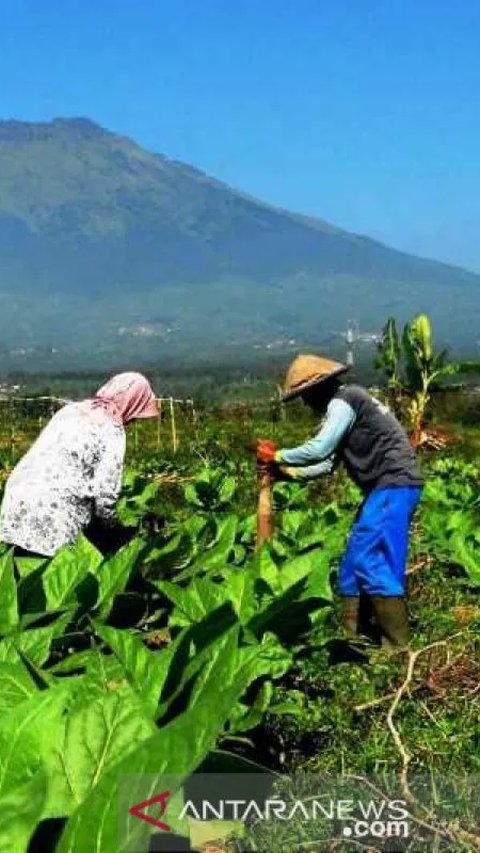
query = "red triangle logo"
(129, 790, 171, 832)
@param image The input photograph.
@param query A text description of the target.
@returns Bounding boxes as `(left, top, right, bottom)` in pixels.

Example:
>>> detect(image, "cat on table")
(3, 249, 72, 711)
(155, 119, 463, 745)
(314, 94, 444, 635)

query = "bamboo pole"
(256, 464, 274, 550)
(156, 400, 162, 450)
(169, 397, 178, 453)
(9, 399, 14, 457)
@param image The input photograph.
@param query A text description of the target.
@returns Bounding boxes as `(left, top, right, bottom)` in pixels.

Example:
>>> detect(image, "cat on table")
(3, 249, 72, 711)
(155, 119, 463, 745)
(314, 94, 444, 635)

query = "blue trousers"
(338, 486, 422, 597)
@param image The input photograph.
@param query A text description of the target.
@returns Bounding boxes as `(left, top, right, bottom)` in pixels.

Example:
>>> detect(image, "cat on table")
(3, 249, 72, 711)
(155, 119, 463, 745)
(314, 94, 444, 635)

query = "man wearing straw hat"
(256, 354, 423, 649)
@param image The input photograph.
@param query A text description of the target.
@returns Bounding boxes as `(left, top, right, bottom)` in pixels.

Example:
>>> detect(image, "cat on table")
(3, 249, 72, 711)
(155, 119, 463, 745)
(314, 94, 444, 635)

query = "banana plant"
(375, 317, 403, 412)
(374, 313, 480, 447)
(402, 314, 460, 446)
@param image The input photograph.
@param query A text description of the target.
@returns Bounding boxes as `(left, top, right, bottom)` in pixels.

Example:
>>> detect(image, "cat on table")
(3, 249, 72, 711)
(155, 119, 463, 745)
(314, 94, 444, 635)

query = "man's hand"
(275, 465, 299, 482)
(256, 438, 278, 465)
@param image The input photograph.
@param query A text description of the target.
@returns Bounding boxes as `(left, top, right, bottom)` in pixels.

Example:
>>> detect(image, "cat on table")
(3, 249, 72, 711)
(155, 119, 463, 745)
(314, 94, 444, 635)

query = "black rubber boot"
(339, 595, 360, 637)
(371, 596, 410, 649)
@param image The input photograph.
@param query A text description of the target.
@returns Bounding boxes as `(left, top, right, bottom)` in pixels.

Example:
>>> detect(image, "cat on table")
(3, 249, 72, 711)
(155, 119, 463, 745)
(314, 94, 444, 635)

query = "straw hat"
(282, 353, 348, 401)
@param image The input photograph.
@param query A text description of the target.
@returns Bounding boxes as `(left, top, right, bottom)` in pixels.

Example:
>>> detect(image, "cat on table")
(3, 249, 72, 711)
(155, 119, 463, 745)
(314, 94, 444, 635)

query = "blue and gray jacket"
(277, 384, 423, 495)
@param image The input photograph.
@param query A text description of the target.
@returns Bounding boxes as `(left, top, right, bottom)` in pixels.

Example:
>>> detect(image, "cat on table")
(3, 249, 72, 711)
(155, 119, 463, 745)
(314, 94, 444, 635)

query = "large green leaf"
(218, 474, 237, 506)
(229, 680, 274, 734)
(413, 313, 433, 360)
(238, 513, 257, 545)
(16, 563, 48, 614)
(157, 607, 238, 715)
(42, 535, 103, 611)
(57, 626, 251, 852)
(46, 690, 155, 817)
(181, 627, 251, 710)
(174, 515, 239, 581)
(279, 509, 307, 541)
(55, 657, 129, 712)
(0, 611, 73, 666)
(250, 545, 280, 591)
(95, 536, 146, 618)
(94, 623, 174, 716)
(117, 479, 160, 526)
(295, 552, 333, 604)
(251, 549, 331, 600)
(143, 531, 195, 578)
(206, 516, 238, 567)
(224, 568, 257, 623)
(14, 554, 48, 578)
(237, 632, 293, 681)
(184, 469, 237, 511)
(450, 531, 480, 586)
(173, 630, 289, 735)
(0, 770, 47, 853)
(0, 685, 69, 801)
(247, 552, 332, 639)
(0, 549, 18, 634)
(272, 481, 308, 511)
(49, 648, 101, 674)
(181, 515, 216, 549)
(375, 317, 402, 386)
(0, 661, 37, 712)
(158, 577, 229, 627)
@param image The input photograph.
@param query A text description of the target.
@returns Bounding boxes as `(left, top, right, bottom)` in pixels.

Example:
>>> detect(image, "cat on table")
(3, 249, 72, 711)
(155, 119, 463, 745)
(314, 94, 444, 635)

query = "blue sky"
(1, 0, 479, 271)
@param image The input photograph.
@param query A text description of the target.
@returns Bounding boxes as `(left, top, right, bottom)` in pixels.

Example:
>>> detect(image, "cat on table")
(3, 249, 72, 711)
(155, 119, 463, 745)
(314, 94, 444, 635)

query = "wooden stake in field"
(156, 400, 162, 450)
(256, 463, 274, 550)
(169, 396, 178, 453)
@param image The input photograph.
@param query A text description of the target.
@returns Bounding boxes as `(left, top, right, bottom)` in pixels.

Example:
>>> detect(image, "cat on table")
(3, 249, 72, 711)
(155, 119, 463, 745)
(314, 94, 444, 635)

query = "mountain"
(0, 117, 478, 369)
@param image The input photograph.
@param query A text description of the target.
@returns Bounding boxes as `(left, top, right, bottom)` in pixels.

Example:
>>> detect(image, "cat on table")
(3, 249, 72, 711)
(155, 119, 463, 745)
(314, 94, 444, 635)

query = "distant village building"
(339, 320, 382, 366)
(0, 383, 23, 398)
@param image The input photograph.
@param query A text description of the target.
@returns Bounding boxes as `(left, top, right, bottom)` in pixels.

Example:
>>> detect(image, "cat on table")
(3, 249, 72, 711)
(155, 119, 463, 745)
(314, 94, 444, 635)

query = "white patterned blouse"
(0, 402, 126, 556)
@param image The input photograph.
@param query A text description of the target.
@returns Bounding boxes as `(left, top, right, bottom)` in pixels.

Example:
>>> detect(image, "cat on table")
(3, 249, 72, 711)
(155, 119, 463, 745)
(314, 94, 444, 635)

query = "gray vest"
(334, 384, 423, 494)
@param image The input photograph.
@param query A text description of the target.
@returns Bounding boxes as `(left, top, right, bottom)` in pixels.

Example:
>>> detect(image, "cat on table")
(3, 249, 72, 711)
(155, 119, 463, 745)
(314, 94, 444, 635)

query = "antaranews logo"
(129, 791, 171, 832)
(128, 784, 410, 841)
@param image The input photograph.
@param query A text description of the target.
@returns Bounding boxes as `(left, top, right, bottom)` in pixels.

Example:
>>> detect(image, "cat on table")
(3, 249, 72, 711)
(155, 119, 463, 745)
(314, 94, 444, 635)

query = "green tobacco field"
(0, 365, 479, 852)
